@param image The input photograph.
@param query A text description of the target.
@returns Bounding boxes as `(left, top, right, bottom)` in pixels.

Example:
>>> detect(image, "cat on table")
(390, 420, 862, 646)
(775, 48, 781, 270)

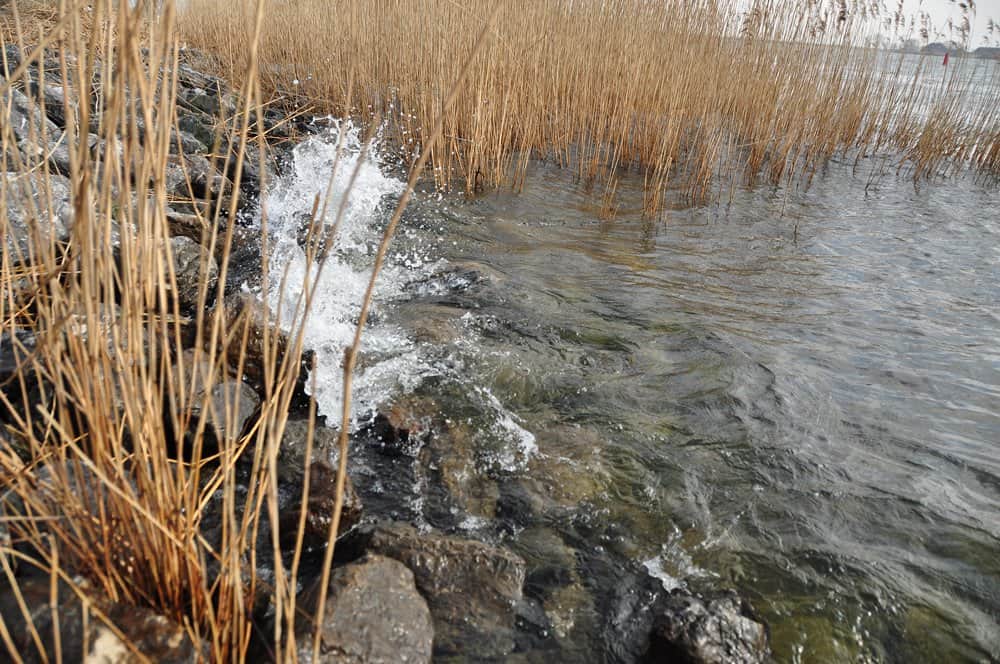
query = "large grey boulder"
(4, 88, 59, 145)
(346, 521, 526, 658)
(2, 171, 74, 260)
(46, 130, 100, 175)
(299, 554, 433, 664)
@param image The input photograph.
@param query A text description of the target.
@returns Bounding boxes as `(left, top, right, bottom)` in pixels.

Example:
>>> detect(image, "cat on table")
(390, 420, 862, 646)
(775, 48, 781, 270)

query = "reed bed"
(176, 0, 1000, 212)
(1, 0, 363, 660)
(0, 0, 487, 658)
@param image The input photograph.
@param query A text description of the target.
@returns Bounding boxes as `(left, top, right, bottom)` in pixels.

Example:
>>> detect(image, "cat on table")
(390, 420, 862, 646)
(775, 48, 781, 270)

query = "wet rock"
(277, 419, 339, 482)
(512, 597, 555, 652)
(406, 260, 505, 302)
(515, 527, 590, 640)
(346, 521, 526, 658)
(369, 396, 433, 456)
(169, 350, 259, 450)
(218, 292, 310, 397)
(1, 171, 74, 259)
(423, 418, 498, 519)
(0, 576, 203, 663)
(279, 460, 363, 553)
(298, 554, 433, 664)
(170, 235, 218, 311)
(523, 426, 609, 508)
(368, 396, 499, 520)
(644, 590, 770, 664)
(495, 479, 546, 529)
(398, 303, 465, 345)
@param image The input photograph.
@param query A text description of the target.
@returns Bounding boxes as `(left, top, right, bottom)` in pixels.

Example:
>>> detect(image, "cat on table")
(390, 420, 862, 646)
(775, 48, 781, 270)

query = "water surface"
(264, 126, 999, 661)
(388, 160, 1000, 662)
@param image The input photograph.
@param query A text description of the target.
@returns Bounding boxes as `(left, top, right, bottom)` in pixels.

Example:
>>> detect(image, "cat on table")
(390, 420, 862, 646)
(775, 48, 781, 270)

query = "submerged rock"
(0, 576, 203, 663)
(644, 589, 770, 664)
(298, 554, 433, 664)
(369, 396, 432, 456)
(345, 521, 526, 658)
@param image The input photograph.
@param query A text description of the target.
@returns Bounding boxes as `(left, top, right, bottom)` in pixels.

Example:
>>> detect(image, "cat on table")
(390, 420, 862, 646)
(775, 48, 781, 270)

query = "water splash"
(258, 120, 430, 424)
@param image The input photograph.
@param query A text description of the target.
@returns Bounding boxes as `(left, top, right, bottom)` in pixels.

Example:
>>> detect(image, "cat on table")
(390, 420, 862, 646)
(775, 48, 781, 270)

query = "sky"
(900, 0, 1000, 45)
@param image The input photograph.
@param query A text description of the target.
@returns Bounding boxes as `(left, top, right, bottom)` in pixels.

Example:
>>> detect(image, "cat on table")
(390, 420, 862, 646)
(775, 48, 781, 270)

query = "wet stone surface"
(644, 590, 771, 664)
(342, 521, 527, 659)
(298, 554, 433, 664)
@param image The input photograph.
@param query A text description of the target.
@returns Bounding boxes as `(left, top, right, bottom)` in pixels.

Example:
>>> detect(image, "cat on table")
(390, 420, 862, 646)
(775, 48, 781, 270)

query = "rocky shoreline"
(0, 47, 771, 663)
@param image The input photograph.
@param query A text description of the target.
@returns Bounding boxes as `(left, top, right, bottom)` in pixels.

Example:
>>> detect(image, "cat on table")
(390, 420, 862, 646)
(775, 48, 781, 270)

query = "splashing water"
(258, 121, 429, 424)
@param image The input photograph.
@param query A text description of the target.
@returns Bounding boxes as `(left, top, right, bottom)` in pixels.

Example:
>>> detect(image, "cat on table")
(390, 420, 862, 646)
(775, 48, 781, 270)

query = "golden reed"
(178, 0, 1000, 213)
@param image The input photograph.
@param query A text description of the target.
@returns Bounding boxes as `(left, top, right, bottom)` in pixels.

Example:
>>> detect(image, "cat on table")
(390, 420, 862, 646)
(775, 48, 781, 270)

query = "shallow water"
(262, 125, 999, 661)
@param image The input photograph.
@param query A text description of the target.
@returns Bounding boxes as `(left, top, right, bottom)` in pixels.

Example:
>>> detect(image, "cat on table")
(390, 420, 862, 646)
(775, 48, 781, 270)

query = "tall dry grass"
(176, 0, 1000, 213)
(0, 0, 490, 659)
(0, 0, 292, 659)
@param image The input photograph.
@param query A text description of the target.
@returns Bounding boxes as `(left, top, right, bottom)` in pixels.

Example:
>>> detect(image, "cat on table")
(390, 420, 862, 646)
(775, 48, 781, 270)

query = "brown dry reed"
(0, 0, 477, 661)
(176, 0, 1000, 214)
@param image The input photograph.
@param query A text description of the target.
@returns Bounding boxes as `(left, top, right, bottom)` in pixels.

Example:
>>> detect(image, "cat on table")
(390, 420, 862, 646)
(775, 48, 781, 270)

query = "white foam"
(642, 525, 716, 591)
(252, 122, 539, 471)
(476, 386, 538, 471)
(258, 120, 429, 425)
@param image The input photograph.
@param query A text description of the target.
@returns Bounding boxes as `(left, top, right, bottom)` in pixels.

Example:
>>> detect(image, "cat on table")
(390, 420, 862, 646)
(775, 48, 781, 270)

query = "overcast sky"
(901, 0, 999, 44)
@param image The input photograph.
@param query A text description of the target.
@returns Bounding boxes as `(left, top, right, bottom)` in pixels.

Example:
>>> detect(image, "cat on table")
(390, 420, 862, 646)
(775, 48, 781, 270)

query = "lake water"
(261, 88, 999, 661)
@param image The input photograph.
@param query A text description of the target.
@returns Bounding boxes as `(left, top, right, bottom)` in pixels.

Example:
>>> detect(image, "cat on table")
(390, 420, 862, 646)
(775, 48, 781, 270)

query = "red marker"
(943, 51, 950, 66)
